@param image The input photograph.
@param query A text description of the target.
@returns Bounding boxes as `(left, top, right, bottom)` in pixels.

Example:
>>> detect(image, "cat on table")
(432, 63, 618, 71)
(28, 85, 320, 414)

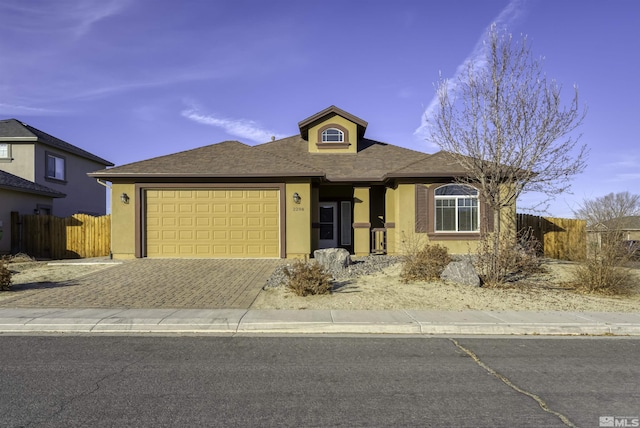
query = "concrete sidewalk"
(1, 308, 639, 335)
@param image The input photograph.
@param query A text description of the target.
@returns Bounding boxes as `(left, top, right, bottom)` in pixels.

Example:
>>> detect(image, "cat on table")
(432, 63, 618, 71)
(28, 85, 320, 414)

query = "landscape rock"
(313, 248, 352, 274)
(441, 258, 481, 287)
(263, 254, 402, 289)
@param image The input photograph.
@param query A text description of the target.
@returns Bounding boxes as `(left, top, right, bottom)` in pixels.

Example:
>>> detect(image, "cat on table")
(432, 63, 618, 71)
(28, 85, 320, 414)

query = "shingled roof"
(386, 151, 470, 178)
(593, 216, 640, 231)
(89, 131, 475, 183)
(0, 170, 66, 198)
(90, 134, 453, 182)
(90, 140, 324, 179)
(256, 136, 433, 182)
(0, 119, 113, 166)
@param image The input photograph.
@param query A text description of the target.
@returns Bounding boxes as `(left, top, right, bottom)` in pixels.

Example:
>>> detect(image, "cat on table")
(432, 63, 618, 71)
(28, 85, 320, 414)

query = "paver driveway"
(0, 259, 283, 309)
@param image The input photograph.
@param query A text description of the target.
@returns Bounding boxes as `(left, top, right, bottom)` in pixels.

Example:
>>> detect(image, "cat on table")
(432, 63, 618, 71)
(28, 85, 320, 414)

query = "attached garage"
(144, 188, 281, 258)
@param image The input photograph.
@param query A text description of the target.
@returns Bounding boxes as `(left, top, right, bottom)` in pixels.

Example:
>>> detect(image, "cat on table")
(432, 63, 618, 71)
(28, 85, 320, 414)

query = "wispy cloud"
(0, 0, 128, 37)
(181, 107, 286, 144)
(604, 156, 640, 169)
(0, 103, 64, 116)
(61, 71, 216, 102)
(415, 0, 527, 143)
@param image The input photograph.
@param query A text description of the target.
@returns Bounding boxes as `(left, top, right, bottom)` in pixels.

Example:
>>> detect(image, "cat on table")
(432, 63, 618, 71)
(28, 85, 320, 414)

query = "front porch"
(310, 184, 390, 257)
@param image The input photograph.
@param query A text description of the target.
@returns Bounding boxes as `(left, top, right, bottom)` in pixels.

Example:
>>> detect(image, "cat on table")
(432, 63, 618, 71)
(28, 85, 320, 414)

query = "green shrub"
(401, 243, 451, 283)
(284, 260, 333, 296)
(0, 258, 12, 291)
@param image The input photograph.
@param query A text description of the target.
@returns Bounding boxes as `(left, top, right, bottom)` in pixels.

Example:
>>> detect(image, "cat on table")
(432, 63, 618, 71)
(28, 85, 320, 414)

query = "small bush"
(284, 260, 333, 296)
(401, 243, 451, 283)
(572, 237, 636, 295)
(0, 257, 12, 291)
(572, 258, 635, 295)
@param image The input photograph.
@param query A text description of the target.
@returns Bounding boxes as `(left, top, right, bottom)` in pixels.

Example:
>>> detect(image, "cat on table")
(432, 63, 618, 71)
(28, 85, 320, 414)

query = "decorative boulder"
(440, 258, 481, 287)
(313, 248, 352, 273)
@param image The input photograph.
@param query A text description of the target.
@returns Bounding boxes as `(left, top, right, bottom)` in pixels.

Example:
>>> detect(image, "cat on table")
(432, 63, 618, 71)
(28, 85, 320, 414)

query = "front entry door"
(318, 202, 338, 248)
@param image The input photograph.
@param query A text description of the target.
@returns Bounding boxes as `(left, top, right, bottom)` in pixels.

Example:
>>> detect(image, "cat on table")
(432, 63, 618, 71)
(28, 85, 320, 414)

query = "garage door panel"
(212, 217, 226, 226)
(146, 188, 280, 258)
(230, 217, 244, 227)
(264, 217, 278, 227)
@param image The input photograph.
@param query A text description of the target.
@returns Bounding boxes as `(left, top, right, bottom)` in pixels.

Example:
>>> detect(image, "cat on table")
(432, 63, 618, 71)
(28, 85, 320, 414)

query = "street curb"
(1, 309, 639, 336)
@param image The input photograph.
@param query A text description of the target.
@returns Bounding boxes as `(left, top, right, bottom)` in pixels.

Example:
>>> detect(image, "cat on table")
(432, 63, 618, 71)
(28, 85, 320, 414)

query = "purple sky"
(1, 0, 638, 217)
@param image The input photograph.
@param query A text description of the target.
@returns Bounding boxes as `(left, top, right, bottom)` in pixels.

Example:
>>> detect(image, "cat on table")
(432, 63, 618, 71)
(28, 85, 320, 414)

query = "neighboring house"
(90, 106, 502, 259)
(0, 119, 113, 217)
(587, 216, 640, 249)
(0, 119, 113, 254)
(0, 170, 66, 253)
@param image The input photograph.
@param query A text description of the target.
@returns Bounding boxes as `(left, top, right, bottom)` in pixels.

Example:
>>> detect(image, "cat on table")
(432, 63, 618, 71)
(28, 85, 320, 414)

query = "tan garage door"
(145, 189, 280, 258)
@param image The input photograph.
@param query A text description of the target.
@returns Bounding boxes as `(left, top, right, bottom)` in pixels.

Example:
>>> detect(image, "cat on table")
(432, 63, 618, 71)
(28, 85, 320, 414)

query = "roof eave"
(384, 172, 466, 180)
(88, 172, 325, 179)
(0, 184, 66, 198)
(0, 137, 38, 142)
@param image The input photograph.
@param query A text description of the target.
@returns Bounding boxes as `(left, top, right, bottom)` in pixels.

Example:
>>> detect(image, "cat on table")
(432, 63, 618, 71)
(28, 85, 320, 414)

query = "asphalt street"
(0, 336, 638, 427)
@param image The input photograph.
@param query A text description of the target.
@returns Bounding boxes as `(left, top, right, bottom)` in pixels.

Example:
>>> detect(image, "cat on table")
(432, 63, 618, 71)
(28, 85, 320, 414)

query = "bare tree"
(572, 192, 640, 294)
(428, 24, 588, 283)
(573, 191, 640, 228)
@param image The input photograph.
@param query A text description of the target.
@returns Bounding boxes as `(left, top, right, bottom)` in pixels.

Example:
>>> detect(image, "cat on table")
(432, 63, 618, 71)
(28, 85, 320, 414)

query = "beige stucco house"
(587, 216, 640, 253)
(0, 119, 113, 253)
(90, 106, 500, 259)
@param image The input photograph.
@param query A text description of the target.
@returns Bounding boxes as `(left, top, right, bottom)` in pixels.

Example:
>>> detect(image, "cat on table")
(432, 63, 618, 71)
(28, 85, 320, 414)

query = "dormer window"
(321, 128, 344, 143)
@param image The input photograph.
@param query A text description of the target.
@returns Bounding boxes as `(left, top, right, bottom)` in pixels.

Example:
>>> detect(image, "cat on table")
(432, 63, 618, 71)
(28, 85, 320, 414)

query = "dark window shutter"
(415, 184, 429, 233)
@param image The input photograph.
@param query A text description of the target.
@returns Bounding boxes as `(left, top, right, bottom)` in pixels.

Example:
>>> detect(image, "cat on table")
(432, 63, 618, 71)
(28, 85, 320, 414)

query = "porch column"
(385, 186, 397, 255)
(353, 186, 370, 257)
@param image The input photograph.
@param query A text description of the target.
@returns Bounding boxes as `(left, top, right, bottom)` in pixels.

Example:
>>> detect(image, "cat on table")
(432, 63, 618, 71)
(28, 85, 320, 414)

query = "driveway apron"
(0, 259, 283, 309)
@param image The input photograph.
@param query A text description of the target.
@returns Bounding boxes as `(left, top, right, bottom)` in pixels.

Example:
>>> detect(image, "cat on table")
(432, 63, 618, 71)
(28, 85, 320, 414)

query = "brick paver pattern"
(0, 259, 283, 309)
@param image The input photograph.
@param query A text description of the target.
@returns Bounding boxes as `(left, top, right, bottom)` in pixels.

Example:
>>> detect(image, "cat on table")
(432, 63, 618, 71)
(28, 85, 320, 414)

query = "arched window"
(321, 128, 344, 143)
(434, 184, 479, 232)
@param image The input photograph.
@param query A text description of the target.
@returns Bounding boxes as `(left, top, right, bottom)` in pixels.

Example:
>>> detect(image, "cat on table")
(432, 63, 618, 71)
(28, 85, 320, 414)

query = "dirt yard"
(251, 259, 640, 312)
(3, 257, 640, 312)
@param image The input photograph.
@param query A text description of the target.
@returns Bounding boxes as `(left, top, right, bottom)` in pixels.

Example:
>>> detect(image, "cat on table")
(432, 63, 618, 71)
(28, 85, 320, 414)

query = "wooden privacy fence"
(517, 213, 586, 261)
(11, 212, 110, 259)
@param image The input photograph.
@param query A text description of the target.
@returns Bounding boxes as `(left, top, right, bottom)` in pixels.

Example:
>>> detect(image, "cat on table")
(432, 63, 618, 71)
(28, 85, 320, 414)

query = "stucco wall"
(33, 144, 109, 217)
(390, 182, 516, 255)
(285, 181, 311, 258)
(0, 189, 54, 254)
(110, 182, 137, 259)
(0, 143, 35, 181)
(307, 115, 358, 154)
(110, 181, 311, 260)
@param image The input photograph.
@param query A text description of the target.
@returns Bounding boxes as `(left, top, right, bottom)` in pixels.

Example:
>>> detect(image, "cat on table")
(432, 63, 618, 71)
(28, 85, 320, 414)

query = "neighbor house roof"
(592, 216, 640, 231)
(89, 140, 324, 179)
(0, 119, 113, 166)
(0, 170, 66, 198)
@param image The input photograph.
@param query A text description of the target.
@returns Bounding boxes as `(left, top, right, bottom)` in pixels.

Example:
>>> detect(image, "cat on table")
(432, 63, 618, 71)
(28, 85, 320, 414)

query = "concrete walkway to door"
(0, 259, 283, 310)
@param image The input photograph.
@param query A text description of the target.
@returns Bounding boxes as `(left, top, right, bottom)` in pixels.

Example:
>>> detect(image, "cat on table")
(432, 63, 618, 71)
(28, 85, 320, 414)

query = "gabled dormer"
(298, 105, 368, 154)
